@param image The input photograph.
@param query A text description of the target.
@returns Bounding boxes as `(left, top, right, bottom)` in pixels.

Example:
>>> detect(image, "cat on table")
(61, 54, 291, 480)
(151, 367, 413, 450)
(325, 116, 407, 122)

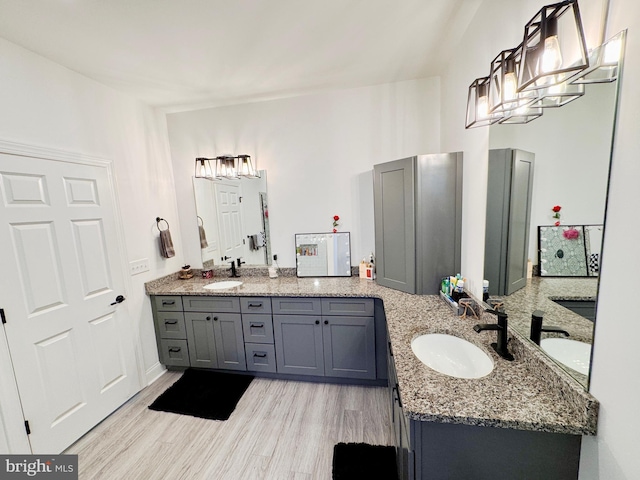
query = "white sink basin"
(410, 333, 494, 379)
(203, 280, 243, 290)
(541, 338, 591, 376)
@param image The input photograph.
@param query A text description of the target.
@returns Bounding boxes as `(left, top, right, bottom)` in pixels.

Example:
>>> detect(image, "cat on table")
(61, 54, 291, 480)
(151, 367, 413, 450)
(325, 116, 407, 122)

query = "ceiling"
(0, 0, 481, 111)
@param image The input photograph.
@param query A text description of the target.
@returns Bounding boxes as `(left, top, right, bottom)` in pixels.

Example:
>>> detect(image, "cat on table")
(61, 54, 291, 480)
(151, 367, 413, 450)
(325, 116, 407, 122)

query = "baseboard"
(145, 362, 167, 386)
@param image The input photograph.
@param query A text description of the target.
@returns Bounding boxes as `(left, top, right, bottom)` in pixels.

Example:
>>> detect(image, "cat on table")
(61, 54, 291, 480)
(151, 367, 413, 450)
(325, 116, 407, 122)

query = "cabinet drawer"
(245, 343, 277, 373)
(156, 311, 187, 339)
(272, 297, 321, 315)
(159, 339, 190, 367)
(240, 297, 272, 314)
(183, 296, 240, 313)
(154, 295, 183, 312)
(321, 298, 374, 316)
(242, 315, 274, 344)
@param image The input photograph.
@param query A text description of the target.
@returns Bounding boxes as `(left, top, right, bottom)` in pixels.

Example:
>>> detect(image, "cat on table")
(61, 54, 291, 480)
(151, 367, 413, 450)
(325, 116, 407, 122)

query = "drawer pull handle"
(248, 303, 263, 308)
(250, 322, 264, 328)
(164, 320, 178, 325)
(324, 320, 329, 325)
(206, 316, 211, 321)
(168, 347, 181, 353)
(162, 301, 175, 306)
(315, 320, 320, 325)
(214, 316, 218, 321)
(253, 352, 267, 358)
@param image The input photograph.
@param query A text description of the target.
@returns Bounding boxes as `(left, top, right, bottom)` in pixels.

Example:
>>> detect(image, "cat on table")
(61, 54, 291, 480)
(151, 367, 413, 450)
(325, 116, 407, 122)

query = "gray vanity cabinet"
(484, 148, 535, 296)
(152, 296, 190, 367)
(322, 316, 376, 379)
(273, 314, 325, 376)
(183, 296, 247, 371)
(373, 153, 463, 295)
(185, 312, 218, 368)
(273, 297, 376, 379)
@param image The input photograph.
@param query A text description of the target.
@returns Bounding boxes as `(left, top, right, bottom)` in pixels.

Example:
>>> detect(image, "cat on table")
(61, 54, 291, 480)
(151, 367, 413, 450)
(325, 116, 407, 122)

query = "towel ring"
(197, 216, 204, 227)
(156, 217, 170, 231)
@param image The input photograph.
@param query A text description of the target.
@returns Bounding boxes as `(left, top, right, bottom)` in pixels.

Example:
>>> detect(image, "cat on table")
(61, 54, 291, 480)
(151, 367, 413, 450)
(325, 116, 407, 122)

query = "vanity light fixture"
(489, 46, 536, 114)
(518, 0, 588, 92)
(570, 30, 626, 84)
(195, 157, 214, 179)
(465, 77, 501, 128)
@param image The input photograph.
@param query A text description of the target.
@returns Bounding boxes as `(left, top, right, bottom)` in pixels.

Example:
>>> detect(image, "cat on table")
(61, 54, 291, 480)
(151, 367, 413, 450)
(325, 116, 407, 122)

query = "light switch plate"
(130, 258, 150, 275)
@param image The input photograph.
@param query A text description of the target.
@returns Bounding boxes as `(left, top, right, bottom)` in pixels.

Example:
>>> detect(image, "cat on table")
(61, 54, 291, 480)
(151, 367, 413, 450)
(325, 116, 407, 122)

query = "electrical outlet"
(129, 258, 150, 276)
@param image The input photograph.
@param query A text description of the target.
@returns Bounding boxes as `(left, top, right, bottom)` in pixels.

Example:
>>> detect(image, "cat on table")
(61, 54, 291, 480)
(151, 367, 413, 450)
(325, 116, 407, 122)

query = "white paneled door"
(0, 151, 140, 453)
(215, 181, 244, 262)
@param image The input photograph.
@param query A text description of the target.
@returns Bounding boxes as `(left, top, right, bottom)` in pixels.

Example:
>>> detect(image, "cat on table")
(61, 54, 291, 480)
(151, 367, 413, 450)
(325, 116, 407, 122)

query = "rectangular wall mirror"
(193, 171, 271, 268)
(295, 232, 352, 277)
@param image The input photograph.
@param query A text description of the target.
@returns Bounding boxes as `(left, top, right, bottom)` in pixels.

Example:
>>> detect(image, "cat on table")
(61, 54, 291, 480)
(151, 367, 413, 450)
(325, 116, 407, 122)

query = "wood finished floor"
(65, 372, 394, 479)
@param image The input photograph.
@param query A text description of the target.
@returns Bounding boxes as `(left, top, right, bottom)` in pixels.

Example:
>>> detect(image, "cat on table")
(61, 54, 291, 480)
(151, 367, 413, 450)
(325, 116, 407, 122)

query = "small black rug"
(332, 442, 399, 480)
(148, 369, 254, 421)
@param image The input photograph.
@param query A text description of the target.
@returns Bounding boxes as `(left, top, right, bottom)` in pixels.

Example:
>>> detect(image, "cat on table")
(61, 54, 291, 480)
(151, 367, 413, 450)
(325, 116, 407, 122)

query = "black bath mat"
(332, 442, 398, 480)
(148, 369, 253, 421)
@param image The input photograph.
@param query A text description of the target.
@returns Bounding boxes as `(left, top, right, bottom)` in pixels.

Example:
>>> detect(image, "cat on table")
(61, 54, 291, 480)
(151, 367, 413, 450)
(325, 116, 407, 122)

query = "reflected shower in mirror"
(193, 171, 271, 268)
(483, 32, 625, 388)
(295, 233, 352, 277)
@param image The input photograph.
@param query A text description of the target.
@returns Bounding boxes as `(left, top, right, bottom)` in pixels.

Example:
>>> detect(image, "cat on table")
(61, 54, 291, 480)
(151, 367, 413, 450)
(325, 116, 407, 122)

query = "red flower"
(333, 228, 337, 233)
(552, 205, 561, 213)
(555, 221, 561, 226)
(333, 215, 340, 221)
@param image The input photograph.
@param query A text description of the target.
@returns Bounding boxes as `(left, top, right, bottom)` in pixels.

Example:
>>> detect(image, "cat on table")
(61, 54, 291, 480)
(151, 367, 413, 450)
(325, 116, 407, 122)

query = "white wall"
(166, 77, 442, 269)
(440, 0, 640, 478)
(579, 0, 640, 478)
(0, 36, 182, 396)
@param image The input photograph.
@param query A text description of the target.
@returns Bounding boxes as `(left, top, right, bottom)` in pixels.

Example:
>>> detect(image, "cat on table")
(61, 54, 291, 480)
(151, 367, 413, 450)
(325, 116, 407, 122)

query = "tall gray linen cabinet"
(373, 153, 463, 295)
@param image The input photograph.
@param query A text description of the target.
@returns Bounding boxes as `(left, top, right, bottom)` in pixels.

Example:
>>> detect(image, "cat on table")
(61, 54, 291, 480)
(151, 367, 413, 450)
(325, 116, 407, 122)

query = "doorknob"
(110, 295, 126, 306)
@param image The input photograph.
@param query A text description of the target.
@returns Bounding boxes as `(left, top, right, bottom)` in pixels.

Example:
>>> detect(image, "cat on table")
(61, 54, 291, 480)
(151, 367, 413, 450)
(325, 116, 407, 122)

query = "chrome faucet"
(530, 310, 570, 345)
(474, 307, 514, 361)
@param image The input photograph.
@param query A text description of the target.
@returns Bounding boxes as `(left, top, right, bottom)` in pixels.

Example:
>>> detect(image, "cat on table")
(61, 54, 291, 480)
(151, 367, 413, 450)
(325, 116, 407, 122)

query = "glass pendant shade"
(466, 77, 501, 128)
(498, 105, 543, 124)
(570, 30, 625, 84)
(215, 155, 239, 179)
(236, 155, 258, 177)
(194, 157, 214, 179)
(528, 80, 584, 108)
(489, 46, 536, 113)
(518, 0, 588, 92)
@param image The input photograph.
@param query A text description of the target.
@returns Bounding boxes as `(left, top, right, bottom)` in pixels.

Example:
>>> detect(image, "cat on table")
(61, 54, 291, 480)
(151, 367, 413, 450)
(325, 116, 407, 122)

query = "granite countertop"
(145, 270, 598, 436)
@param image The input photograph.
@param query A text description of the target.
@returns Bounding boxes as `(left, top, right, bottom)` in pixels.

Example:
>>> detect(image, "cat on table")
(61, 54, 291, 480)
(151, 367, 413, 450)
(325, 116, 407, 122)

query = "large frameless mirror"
(193, 171, 271, 268)
(483, 31, 626, 389)
(295, 232, 352, 277)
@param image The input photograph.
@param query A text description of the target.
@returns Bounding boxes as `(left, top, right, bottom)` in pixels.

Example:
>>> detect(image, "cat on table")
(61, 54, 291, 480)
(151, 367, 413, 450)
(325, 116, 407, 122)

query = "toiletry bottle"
(368, 253, 376, 279)
(483, 280, 490, 302)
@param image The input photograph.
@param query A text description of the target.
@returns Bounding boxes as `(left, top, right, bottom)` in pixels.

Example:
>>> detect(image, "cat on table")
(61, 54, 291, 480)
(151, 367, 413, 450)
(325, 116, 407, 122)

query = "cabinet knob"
(324, 320, 329, 325)
(315, 320, 320, 325)
(206, 316, 211, 321)
(214, 316, 219, 321)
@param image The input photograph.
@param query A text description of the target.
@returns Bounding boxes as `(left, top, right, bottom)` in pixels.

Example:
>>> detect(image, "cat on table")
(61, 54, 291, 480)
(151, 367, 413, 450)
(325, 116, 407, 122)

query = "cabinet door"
(374, 157, 417, 294)
(185, 312, 218, 368)
(212, 313, 246, 371)
(322, 316, 376, 379)
(273, 315, 324, 376)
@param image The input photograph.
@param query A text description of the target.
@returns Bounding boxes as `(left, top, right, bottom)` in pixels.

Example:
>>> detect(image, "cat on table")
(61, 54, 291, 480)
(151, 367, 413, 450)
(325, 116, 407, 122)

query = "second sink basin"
(203, 280, 243, 290)
(541, 338, 591, 376)
(411, 333, 494, 379)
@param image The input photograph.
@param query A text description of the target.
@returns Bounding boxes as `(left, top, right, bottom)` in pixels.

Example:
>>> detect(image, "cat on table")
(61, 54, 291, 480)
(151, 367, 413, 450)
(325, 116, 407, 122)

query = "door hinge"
(24, 420, 31, 435)
(0, 308, 5, 324)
